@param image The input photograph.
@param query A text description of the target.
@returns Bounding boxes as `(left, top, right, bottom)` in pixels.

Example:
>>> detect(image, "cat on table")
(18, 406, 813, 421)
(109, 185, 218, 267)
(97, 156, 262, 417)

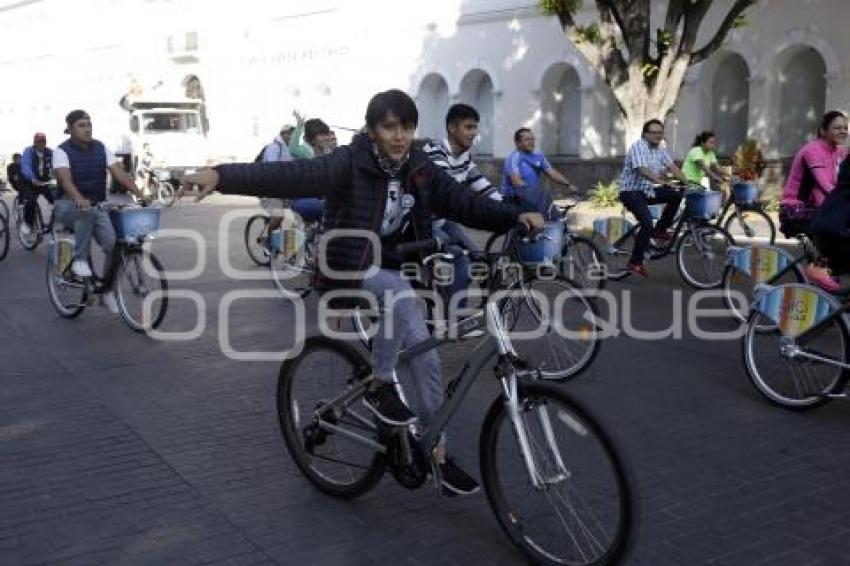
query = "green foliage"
(589, 179, 620, 209)
(641, 62, 659, 77)
(539, 0, 583, 16)
(575, 23, 602, 44)
(762, 195, 780, 213)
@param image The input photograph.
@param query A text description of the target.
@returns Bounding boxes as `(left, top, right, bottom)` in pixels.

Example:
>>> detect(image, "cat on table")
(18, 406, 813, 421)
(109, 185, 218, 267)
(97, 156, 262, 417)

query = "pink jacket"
(782, 139, 848, 206)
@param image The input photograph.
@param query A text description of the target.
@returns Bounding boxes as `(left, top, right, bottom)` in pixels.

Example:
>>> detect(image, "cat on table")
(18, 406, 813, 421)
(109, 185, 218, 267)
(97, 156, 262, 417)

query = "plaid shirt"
(619, 138, 674, 193)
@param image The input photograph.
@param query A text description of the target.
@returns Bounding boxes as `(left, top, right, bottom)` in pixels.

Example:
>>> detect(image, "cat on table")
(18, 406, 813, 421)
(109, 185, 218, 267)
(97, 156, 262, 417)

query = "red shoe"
(626, 260, 648, 278)
(804, 264, 840, 292)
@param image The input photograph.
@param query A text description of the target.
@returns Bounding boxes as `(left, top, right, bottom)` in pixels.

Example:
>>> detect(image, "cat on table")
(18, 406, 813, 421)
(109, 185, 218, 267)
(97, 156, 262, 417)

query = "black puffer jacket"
(215, 133, 527, 293)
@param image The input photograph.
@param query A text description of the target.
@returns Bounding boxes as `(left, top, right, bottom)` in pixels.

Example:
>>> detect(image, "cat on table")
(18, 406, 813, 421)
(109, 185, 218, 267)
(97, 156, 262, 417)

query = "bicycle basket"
(732, 181, 758, 205)
(685, 189, 722, 220)
(109, 207, 161, 241)
(726, 245, 793, 283)
(514, 220, 564, 267)
(270, 227, 305, 258)
(755, 283, 839, 338)
(593, 217, 633, 247)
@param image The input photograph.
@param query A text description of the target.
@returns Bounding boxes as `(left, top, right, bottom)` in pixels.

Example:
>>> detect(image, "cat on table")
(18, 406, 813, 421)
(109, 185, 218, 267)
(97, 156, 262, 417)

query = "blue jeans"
(291, 198, 323, 223)
(53, 199, 116, 262)
(619, 187, 682, 263)
(362, 269, 442, 430)
(432, 220, 474, 310)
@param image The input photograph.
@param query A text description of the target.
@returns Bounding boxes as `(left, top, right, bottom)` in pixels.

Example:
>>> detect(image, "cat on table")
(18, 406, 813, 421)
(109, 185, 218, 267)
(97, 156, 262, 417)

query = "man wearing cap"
(20, 132, 54, 235)
(53, 110, 149, 312)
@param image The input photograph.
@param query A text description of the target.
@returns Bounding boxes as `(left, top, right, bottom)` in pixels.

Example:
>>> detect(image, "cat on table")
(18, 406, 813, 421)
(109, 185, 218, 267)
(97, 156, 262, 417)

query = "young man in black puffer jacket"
(182, 89, 543, 496)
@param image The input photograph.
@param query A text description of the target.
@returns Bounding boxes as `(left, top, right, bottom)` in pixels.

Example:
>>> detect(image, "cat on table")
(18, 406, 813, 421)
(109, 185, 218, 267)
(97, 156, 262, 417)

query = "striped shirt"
(619, 138, 674, 193)
(422, 138, 500, 200)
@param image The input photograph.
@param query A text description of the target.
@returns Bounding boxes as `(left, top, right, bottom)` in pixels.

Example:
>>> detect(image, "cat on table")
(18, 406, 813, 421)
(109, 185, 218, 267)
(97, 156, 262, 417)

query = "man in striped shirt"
(619, 119, 689, 278)
(423, 103, 497, 313)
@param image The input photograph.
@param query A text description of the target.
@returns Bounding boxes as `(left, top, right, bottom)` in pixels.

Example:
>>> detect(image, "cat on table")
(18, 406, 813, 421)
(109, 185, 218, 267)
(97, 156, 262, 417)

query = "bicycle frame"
(318, 302, 564, 490)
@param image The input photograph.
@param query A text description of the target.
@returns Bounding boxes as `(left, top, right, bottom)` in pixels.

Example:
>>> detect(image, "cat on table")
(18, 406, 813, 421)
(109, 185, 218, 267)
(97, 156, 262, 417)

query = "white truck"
(125, 96, 209, 181)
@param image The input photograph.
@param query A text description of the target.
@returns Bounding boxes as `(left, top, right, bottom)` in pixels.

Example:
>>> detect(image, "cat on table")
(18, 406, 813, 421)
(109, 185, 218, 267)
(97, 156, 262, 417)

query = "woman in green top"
(682, 131, 730, 188)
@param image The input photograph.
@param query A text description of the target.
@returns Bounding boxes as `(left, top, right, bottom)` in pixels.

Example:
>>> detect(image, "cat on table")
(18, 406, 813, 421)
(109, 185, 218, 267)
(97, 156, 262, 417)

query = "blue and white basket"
(515, 220, 564, 267)
(685, 190, 723, 220)
(109, 207, 162, 241)
(732, 181, 758, 206)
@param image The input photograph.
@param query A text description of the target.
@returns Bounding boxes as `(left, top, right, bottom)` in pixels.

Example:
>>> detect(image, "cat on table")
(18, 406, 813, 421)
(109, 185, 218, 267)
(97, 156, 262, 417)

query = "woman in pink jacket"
(780, 110, 848, 290)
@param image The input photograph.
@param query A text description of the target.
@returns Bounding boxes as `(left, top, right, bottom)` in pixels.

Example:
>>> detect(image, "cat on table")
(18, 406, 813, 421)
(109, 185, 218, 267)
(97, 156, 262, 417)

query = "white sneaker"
(20, 222, 31, 236)
(71, 260, 93, 278)
(101, 291, 120, 314)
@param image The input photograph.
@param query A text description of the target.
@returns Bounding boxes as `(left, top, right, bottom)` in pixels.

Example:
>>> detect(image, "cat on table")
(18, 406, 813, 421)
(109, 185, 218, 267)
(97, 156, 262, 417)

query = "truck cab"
(128, 98, 208, 178)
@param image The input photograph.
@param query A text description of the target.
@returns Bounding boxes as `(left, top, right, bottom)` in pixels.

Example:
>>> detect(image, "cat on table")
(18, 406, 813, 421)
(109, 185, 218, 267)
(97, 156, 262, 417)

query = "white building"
(0, 0, 846, 170)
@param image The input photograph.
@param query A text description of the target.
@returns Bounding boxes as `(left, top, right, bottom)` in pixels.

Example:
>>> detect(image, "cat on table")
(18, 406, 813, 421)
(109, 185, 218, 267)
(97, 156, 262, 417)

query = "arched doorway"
(416, 73, 449, 141)
(182, 74, 208, 134)
(711, 53, 750, 156)
(777, 47, 826, 156)
(459, 69, 494, 155)
(540, 63, 581, 156)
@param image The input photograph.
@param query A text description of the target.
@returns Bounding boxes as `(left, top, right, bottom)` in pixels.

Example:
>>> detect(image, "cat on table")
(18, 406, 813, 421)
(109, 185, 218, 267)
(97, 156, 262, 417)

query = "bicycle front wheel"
(561, 235, 606, 291)
(480, 381, 633, 566)
(45, 241, 86, 318)
(676, 224, 732, 289)
(114, 249, 169, 332)
(244, 214, 271, 267)
(157, 180, 177, 207)
(743, 311, 848, 410)
(499, 276, 600, 381)
(0, 214, 9, 261)
(15, 197, 40, 251)
(277, 336, 385, 499)
(723, 207, 776, 245)
(270, 247, 313, 298)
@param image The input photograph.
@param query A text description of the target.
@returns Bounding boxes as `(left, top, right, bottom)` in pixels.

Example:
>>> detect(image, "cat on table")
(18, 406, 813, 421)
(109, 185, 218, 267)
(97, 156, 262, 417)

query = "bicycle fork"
(500, 372, 570, 490)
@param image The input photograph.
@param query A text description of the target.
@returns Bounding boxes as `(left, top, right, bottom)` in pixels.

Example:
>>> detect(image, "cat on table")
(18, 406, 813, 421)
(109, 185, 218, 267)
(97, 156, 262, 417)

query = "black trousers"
(619, 187, 683, 263)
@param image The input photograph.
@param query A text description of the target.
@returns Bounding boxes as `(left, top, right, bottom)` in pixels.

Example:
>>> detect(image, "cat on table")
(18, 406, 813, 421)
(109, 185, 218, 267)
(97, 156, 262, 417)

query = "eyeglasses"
(647, 130, 664, 135)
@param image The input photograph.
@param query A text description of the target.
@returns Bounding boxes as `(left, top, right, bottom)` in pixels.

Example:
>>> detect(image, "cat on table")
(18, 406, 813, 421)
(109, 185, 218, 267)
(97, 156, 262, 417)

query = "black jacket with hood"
(214, 133, 529, 294)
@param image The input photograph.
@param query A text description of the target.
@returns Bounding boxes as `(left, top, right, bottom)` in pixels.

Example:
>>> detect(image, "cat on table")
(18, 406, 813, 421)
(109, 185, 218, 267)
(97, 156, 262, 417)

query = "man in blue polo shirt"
(502, 127, 575, 219)
(618, 119, 689, 278)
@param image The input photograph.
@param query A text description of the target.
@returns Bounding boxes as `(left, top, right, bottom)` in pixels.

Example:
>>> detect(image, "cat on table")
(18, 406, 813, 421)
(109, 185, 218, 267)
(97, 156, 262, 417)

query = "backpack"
(253, 139, 284, 163)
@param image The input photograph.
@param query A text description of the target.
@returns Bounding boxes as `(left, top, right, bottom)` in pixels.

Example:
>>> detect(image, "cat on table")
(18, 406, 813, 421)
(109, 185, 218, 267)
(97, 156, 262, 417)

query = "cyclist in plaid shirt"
(619, 119, 689, 278)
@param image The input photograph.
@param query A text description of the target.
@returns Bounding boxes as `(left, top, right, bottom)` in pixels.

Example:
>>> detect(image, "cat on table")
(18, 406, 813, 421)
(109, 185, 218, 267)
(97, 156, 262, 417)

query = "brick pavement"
(1, 196, 849, 565)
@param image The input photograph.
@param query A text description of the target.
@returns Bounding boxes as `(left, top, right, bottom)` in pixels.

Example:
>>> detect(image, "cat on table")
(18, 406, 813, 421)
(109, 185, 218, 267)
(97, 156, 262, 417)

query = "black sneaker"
(439, 457, 480, 496)
(363, 381, 417, 426)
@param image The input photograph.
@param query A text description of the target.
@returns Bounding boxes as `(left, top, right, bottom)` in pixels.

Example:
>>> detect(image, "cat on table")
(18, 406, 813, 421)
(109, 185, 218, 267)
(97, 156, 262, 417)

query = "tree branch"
(690, 0, 757, 64)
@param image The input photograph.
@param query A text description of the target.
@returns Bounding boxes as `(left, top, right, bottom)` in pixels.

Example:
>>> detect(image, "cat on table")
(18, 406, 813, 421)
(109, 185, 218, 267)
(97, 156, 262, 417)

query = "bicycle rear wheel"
(560, 235, 606, 291)
(114, 249, 169, 332)
(676, 224, 732, 289)
(244, 214, 271, 267)
(277, 336, 385, 498)
(45, 240, 86, 318)
(743, 310, 848, 410)
(480, 381, 633, 566)
(723, 207, 776, 245)
(499, 275, 599, 381)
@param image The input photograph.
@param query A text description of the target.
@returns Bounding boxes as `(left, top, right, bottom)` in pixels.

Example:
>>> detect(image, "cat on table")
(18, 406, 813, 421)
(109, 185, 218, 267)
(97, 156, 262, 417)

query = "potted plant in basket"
(731, 138, 765, 205)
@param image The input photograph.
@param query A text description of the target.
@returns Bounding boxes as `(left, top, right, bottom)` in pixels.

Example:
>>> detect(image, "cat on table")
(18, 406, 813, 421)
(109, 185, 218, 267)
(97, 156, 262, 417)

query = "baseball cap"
(33, 132, 46, 143)
(280, 124, 295, 134)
